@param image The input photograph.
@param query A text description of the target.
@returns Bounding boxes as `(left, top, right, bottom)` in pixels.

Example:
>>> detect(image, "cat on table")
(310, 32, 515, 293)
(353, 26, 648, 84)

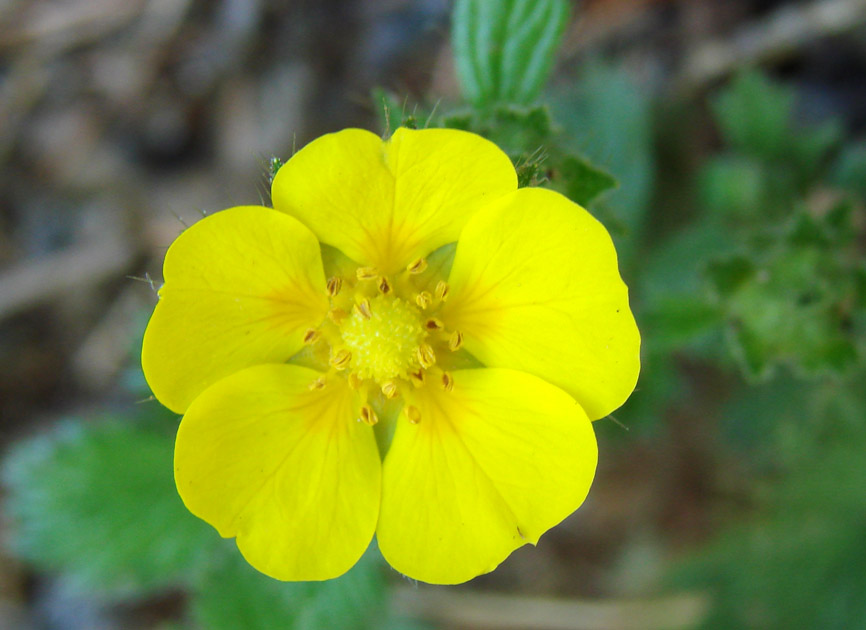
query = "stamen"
(415, 291, 433, 310)
(356, 266, 378, 281)
(417, 343, 436, 369)
(377, 276, 392, 294)
(409, 369, 425, 388)
(353, 299, 372, 320)
(326, 276, 342, 297)
(359, 404, 379, 426)
(406, 405, 421, 424)
(308, 377, 326, 390)
(381, 380, 399, 399)
(330, 349, 352, 370)
(407, 258, 428, 274)
(441, 371, 454, 392)
(328, 308, 348, 325)
(448, 330, 464, 351)
(302, 328, 320, 345)
(425, 318, 444, 331)
(435, 281, 450, 302)
(348, 372, 363, 390)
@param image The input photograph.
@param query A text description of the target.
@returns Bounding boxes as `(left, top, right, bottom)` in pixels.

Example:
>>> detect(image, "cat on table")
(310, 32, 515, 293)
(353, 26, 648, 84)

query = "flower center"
(340, 295, 424, 383)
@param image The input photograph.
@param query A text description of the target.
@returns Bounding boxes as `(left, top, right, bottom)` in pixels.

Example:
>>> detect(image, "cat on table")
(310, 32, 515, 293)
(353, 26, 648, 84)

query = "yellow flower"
(141, 127, 640, 585)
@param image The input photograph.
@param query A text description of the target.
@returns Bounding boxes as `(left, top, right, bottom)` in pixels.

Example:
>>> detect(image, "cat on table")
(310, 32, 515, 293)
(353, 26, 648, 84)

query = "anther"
(330, 349, 352, 370)
(435, 281, 450, 302)
(441, 371, 454, 392)
(326, 276, 343, 297)
(348, 372, 363, 390)
(448, 330, 464, 351)
(359, 404, 379, 426)
(425, 318, 444, 331)
(328, 308, 348, 325)
(356, 266, 378, 281)
(377, 276, 392, 294)
(308, 377, 326, 390)
(406, 405, 422, 424)
(415, 291, 433, 310)
(353, 299, 372, 320)
(381, 380, 399, 399)
(417, 343, 437, 369)
(407, 258, 428, 274)
(303, 328, 320, 345)
(409, 369, 425, 388)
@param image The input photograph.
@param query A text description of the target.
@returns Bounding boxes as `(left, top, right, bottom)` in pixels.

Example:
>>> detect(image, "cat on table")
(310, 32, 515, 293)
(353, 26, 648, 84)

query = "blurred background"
(1, 0, 865, 628)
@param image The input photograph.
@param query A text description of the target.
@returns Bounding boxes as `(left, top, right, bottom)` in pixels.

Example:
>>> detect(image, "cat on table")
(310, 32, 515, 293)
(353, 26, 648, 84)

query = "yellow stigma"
(340, 295, 424, 383)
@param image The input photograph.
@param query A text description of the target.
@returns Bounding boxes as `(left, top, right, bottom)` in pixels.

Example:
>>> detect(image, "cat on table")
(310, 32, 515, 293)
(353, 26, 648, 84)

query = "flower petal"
(175, 364, 381, 581)
(142, 206, 329, 413)
(442, 188, 640, 420)
(271, 127, 516, 274)
(377, 368, 597, 585)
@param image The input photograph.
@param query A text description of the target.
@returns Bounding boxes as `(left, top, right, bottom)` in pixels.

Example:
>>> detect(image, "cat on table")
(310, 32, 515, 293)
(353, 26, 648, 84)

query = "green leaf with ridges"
(452, 0, 569, 106)
(2, 418, 217, 597)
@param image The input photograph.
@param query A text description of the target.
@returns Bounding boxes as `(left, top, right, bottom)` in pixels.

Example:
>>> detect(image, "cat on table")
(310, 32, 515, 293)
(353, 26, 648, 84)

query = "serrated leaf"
(452, 0, 569, 106)
(191, 544, 386, 630)
(2, 418, 217, 597)
(555, 155, 617, 206)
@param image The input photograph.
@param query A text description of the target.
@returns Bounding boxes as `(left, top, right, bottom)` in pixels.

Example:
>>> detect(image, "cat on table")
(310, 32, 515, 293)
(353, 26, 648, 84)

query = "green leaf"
(191, 544, 386, 630)
(550, 62, 654, 254)
(706, 256, 755, 296)
(452, 0, 569, 106)
(2, 418, 217, 597)
(712, 70, 795, 161)
(830, 143, 866, 199)
(555, 155, 618, 206)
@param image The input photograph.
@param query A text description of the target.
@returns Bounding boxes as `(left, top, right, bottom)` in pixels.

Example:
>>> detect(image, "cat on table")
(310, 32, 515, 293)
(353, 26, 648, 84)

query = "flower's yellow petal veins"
(271, 127, 516, 274)
(378, 368, 597, 585)
(141, 206, 329, 413)
(175, 364, 381, 581)
(443, 188, 641, 420)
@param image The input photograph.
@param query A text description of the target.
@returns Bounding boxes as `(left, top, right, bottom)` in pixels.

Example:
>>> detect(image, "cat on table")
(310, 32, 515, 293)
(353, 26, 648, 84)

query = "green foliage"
(669, 390, 866, 630)
(669, 70, 866, 382)
(555, 155, 617, 207)
(1, 416, 217, 597)
(192, 545, 387, 630)
(550, 62, 655, 254)
(452, 0, 569, 107)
